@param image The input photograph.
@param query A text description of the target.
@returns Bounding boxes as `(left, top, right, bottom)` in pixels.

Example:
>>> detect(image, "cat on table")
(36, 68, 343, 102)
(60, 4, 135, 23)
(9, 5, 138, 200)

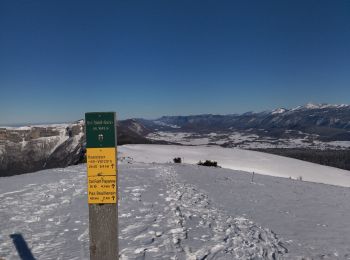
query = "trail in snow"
(0, 163, 288, 259)
(119, 164, 287, 259)
(1, 159, 350, 259)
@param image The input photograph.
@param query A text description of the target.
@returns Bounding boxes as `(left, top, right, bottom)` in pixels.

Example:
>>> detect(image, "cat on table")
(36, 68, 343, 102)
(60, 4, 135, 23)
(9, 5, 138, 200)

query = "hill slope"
(1, 146, 350, 259)
(120, 144, 350, 187)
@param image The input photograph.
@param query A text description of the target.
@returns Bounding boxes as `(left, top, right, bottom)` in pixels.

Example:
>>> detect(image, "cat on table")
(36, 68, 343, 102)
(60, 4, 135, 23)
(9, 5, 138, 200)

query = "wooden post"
(89, 205, 118, 259)
(85, 112, 118, 260)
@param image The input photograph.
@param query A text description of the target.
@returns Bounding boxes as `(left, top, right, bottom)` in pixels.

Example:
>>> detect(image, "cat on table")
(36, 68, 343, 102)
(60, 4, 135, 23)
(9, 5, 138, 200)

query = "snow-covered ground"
(0, 123, 74, 130)
(147, 131, 350, 150)
(120, 144, 350, 187)
(0, 166, 89, 260)
(1, 145, 350, 259)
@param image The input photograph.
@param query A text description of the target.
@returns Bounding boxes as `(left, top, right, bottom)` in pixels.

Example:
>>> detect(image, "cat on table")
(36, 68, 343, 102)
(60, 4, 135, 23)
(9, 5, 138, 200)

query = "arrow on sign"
(112, 184, 115, 189)
(112, 196, 115, 200)
(111, 163, 114, 169)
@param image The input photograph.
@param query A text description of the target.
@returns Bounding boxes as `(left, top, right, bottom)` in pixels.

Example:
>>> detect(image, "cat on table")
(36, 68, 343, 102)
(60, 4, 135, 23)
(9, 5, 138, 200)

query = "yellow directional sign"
(88, 175, 117, 204)
(87, 147, 117, 176)
(86, 147, 117, 203)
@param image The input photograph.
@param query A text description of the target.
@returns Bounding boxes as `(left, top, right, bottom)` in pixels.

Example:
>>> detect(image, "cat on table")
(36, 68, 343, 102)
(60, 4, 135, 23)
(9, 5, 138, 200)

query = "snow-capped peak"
(271, 108, 287, 114)
(292, 103, 349, 111)
(305, 102, 322, 109)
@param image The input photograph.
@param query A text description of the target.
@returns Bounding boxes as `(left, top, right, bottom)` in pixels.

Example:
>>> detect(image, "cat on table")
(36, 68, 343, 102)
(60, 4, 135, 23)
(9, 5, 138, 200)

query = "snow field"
(0, 166, 89, 260)
(146, 131, 350, 150)
(1, 144, 350, 259)
(119, 164, 287, 259)
(0, 162, 288, 260)
(119, 144, 350, 187)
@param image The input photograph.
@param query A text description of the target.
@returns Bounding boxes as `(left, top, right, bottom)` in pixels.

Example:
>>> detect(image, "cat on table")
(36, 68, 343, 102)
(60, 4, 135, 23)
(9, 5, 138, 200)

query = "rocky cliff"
(0, 122, 85, 176)
(0, 119, 156, 176)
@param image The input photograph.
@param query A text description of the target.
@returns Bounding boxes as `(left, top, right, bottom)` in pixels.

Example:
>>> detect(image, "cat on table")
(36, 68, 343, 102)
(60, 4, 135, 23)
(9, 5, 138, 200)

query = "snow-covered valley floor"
(1, 145, 350, 259)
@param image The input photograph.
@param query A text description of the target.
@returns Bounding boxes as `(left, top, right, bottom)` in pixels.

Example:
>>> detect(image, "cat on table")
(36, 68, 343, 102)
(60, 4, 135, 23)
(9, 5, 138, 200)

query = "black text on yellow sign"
(88, 175, 117, 204)
(87, 147, 117, 176)
(86, 147, 117, 203)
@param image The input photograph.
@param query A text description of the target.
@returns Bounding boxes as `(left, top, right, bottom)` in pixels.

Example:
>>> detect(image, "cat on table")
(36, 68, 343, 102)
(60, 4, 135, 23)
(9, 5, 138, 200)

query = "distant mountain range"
(141, 103, 350, 141)
(1, 103, 349, 176)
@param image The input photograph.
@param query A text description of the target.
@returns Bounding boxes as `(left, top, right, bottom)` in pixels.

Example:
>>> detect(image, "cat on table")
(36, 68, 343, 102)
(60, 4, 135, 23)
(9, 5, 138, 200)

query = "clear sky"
(0, 0, 350, 125)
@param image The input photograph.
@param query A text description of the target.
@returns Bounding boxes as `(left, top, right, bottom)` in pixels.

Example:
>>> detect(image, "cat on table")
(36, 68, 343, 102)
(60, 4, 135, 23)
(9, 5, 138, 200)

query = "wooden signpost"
(85, 112, 118, 260)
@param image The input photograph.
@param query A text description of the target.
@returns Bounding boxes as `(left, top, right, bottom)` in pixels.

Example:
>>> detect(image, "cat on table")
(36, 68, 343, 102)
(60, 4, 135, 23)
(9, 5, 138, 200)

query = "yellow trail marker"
(87, 147, 117, 176)
(88, 175, 117, 204)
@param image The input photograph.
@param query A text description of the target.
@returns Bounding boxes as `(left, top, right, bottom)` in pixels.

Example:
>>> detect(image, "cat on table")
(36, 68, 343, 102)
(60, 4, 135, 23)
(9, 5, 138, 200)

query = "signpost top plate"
(85, 112, 116, 148)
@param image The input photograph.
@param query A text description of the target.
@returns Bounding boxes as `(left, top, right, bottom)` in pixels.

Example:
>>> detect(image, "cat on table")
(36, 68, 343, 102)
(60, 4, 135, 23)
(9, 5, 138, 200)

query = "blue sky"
(0, 0, 350, 125)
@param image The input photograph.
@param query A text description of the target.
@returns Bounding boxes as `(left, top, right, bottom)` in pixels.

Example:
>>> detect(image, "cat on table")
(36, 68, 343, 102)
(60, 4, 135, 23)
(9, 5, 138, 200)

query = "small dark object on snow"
(198, 160, 218, 167)
(173, 157, 182, 163)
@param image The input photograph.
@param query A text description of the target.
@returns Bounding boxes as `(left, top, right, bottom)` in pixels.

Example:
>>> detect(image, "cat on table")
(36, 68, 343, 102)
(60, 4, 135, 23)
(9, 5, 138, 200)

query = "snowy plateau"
(1, 144, 350, 260)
